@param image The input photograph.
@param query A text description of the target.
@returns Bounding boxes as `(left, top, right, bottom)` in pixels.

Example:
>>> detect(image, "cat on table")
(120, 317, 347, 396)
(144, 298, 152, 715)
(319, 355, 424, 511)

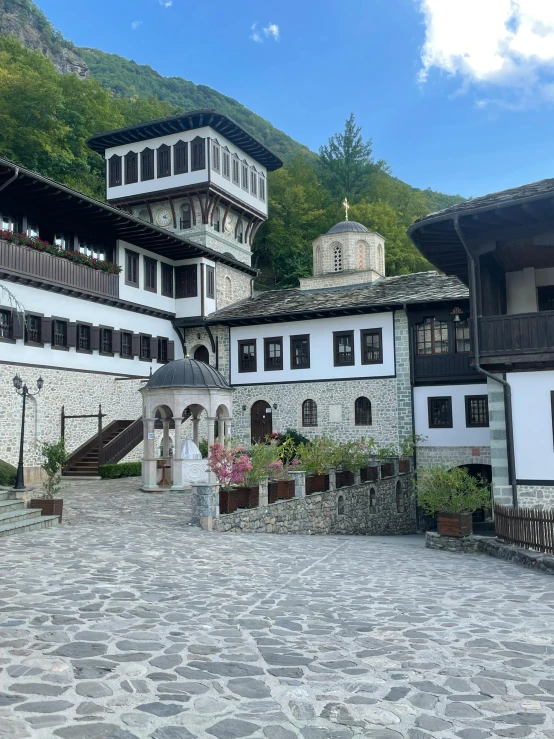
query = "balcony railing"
(479, 310, 554, 357)
(413, 352, 477, 381)
(0, 239, 119, 299)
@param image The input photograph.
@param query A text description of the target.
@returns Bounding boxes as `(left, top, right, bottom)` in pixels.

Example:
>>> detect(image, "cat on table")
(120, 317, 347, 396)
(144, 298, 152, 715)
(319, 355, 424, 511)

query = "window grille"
(302, 399, 318, 427)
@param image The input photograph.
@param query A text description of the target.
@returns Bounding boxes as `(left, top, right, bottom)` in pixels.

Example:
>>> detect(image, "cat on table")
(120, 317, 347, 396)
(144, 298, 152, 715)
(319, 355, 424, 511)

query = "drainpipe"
(453, 216, 518, 508)
(0, 166, 19, 192)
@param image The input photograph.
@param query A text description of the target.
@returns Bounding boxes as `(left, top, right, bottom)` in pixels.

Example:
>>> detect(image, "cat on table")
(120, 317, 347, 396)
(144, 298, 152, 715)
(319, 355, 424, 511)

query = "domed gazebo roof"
(144, 358, 229, 390)
(327, 221, 369, 234)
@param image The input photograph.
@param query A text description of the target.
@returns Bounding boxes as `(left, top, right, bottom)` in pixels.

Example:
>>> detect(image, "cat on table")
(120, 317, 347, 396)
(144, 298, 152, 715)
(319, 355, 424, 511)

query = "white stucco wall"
(117, 240, 177, 313)
(414, 384, 490, 448)
(510, 370, 554, 481)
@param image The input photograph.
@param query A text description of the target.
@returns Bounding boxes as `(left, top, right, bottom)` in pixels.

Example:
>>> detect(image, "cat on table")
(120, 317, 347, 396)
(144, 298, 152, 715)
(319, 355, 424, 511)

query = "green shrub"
(416, 466, 491, 515)
(0, 459, 16, 487)
(99, 461, 142, 479)
(198, 440, 209, 458)
(41, 439, 70, 499)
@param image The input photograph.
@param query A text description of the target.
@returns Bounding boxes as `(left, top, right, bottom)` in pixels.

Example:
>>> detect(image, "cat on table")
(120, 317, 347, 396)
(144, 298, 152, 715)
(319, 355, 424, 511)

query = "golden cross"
(342, 197, 349, 221)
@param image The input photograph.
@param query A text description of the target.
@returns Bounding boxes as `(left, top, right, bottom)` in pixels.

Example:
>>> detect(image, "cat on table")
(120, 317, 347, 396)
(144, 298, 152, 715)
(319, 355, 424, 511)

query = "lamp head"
(13, 374, 22, 390)
(37, 376, 44, 391)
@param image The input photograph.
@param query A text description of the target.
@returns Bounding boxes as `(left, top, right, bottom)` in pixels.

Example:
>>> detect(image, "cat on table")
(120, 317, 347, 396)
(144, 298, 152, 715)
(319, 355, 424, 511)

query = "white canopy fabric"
(181, 437, 202, 460)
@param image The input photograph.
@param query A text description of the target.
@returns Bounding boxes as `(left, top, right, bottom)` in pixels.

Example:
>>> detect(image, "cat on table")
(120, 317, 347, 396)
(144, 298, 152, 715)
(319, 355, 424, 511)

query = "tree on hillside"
(319, 113, 388, 203)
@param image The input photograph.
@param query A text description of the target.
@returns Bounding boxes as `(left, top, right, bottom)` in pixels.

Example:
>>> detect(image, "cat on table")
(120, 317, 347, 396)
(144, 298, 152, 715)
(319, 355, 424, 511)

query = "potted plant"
(268, 437, 298, 502)
(398, 435, 426, 473)
(377, 444, 398, 478)
(237, 442, 277, 508)
(416, 465, 491, 537)
(29, 439, 69, 521)
(334, 438, 376, 487)
(297, 437, 336, 494)
(208, 443, 253, 514)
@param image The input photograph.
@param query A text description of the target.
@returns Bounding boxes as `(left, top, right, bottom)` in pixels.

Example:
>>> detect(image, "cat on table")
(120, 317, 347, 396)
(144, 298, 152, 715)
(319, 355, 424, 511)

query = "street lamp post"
(13, 374, 43, 490)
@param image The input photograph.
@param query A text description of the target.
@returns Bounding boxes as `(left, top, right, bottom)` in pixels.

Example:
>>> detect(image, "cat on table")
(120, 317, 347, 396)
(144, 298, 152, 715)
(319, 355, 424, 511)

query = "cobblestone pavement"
(1, 479, 554, 739)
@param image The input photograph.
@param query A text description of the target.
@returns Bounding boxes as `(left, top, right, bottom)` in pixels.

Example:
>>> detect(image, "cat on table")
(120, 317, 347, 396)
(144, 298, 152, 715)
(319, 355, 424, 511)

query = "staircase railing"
(100, 418, 144, 467)
(63, 419, 121, 474)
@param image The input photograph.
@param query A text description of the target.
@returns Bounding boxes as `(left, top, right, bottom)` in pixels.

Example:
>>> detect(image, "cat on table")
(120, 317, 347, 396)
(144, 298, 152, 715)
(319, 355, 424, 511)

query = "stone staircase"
(0, 491, 60, 538)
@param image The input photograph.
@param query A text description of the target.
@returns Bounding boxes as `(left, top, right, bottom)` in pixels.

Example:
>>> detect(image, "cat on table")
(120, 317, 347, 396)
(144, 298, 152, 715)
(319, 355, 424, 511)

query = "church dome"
(145, 358, 229, 389)
(327, 221, 369, 234)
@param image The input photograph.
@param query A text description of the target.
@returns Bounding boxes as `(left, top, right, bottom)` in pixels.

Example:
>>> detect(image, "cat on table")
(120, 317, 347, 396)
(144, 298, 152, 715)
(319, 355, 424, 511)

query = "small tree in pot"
(398, 434, 427, 473)
(416, 465, 491, 537)
(297, 437, 337, 494)
(29, 439, 69, 521)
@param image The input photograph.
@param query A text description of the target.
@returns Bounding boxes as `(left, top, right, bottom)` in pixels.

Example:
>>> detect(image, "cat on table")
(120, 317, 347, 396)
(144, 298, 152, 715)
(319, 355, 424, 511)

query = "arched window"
(357, 242, 366, 270)
(124, 151, 138, 184)
(141, 148, 154, 181)
(333, 243, 343, 272)
(232, 154, 240, 185)
(396, 481, 404, 513)
(137, 208, 150, 222)
(174, 140, 188, 174)
(108, 154, 122, 187)
(194, 345, 209, 363)
(369, 487, 377, 514)
(355, 397, 372, 426)
(315, 244, 321, 273)
(250, 166, 257, 197)
(157, 144, 171, 178)
(378, 244, 384, 274)
(224, 276, 232, 304)
(191, 136, 206, 171)
(180, 204, 191, 230)
(302, 399, 318, 427)
(211, 140, 220, 173)
(337, 495, 345, 515)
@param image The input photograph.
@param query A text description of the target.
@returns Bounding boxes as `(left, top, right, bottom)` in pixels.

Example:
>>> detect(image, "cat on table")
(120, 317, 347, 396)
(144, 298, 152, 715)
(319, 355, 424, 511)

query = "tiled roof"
(209, 272, 468, 323)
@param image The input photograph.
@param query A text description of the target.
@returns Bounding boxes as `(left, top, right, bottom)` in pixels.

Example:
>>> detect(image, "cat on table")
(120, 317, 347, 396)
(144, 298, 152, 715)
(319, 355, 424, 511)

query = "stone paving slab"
(0, 479, 553, 738)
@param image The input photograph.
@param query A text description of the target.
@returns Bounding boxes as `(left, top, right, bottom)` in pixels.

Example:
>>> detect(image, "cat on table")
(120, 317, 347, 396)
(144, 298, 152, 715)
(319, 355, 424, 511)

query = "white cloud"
(159, 0, 172, 7)
(250, 21, 280, 43)
(417, 0, 554, 106)
(131, 20, 143, 30)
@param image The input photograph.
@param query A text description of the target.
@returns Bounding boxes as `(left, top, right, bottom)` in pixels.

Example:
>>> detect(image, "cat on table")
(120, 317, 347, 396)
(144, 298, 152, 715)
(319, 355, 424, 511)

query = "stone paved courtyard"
(1, 480, 554, 739)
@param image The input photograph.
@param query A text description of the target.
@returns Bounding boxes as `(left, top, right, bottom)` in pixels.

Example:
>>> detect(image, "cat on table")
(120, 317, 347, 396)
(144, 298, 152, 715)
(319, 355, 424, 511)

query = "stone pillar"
(328, 467, 336, 492)
(218, 417, 225, 445)
(191, 483, 219, 530)
(354, 468, 361, 485)
(207, 417, 217, 485)
(162, 420, 170, 458)
(192, 416, 200, 447)
(171, 416, 184, 491)
(141, 418, 159, 492)
(224, 419, 232, 446)
(259, 476, 269, 507)
(290, 470, 306, 499)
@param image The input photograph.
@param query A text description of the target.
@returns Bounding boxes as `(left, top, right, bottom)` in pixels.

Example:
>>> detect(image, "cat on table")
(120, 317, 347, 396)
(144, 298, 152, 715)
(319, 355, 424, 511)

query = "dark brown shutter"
(132, 334, 140, 357)
(67, 322, 77, 348)
(41, 317, 52, 344)
(167, 341, 175, 361)
(150, 337, 159, 360)
(91, 326, 100, 351)
(13, 313, 24, 340)
(112, 330, 121, 354)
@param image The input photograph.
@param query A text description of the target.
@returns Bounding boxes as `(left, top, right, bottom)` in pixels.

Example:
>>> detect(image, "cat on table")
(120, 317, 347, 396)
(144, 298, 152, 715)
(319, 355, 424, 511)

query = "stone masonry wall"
(517, 485, 554, 510)
(212, 474, 416, 536)
(215, 264, 251, 310)
(417, 446, 491, 469)
(299, 269, 381, 291)
(394, 311, 413, 444)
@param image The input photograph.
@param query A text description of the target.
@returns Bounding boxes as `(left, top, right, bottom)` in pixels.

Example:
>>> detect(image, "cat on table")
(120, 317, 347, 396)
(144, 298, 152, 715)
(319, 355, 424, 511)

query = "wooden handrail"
(101, 418, 144, 466)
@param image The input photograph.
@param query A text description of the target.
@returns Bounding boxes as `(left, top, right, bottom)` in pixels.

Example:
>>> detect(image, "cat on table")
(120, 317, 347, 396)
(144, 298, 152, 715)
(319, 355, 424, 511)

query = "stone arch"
(315, 244, 322, 274)
(337, 495, 345, 515)
(377, 243, 384, 274)
(369, 487, 377, 514)
(194, 345, 210, 364)
(357, 241, 368, 270)
(224, 276, 233, 304)
(333, 242, 343, 272)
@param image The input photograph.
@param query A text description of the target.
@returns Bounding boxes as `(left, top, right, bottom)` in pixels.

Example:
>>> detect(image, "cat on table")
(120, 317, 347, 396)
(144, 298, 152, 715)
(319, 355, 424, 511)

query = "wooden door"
(250, 400, 272, 443)
(194, 345, 209, 363)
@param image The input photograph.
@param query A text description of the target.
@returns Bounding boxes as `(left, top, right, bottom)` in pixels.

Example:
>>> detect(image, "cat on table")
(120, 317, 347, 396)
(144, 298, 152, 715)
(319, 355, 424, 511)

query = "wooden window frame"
(360, 328, 383, 365)
(222, 149, 230, 179)
(125, 249, 139, 288)
(76, 322, 92, 354)
(120, 331, 133, 359)
(333, 330, 355, 367)
(158, 337, 169, 364)
(140, 147, 154, 181)
(455, 319, 471, 354)
(427, 396, 453, 429)
(51, 317, 69, 351)
(206, 265, 215, 299)
(416, 317, 450, 355)
(259, 173, 266, 201)
(108, 154, 122, 187)
(238, 339, 257, 373)
(250, 168, 257, 197)
(290, 334, 310, 370)
(157, 144, 171, 178)
(175, 264, 198, 298)
(264, 336, 283, 372)
(302, 399, 318, 427)
(191, 136, 206, 172)
(124, 151, 138, 184)
(161, 262, 174, 298)
(139, 334, 152, 361)
(211, 141, 220, 173)
(144, 256, 158, 293)
(354, 396, 372, 426)
(174, 140, 188, 174)
(465, 395, 489, 428)
(0, 307, 14, 344)
(25, 312, 43, 347)
(241, 161, 249, 191)
(232, 155, 240, 185)
(99, 326, 114, 356)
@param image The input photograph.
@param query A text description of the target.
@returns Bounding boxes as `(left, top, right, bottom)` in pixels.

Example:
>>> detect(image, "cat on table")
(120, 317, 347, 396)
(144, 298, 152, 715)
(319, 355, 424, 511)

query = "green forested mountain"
(0, 0, 464, 287)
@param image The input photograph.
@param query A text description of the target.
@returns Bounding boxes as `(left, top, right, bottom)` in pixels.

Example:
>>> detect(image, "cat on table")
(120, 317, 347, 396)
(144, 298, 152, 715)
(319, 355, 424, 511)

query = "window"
(358, 242, 366, 269)
(416, 317, 449, 355)
(0, 309, 12, 340)
(369, 487, 377, 514)
(141, 148, 154, 181)
(264, 337, 283, 371)
(224, 276, 232, 304)
(428, 396, 453, 428)
(337, 495, 345, 515)
(465, 395, 489, 427)
(108, 154, 122, 187)
(157, 144, 171, 178)
(191, 137, 205, 171)
(250, 168, 257, 196)
(455, 319, 470, 353)
(396, 481, 404, 513)
(180, 204, 191, 230)
(361, 329, 383, 365)
(290, 334, 310, 369)
(121, 332, 133, 358)
(302, 399, 318, 427)
(158, 338, 168, 363)
(206, 266, 215, 299)
(26, 315, 41, 344)
(161, 263, 174, 298)
(100, 328, 113, 355)
(238, 340, 256, 373)
(140, 335, 151, 360)
(211, 141, 220, 173)
(176, 264, 197, 298)
(52, 319, 67, 348)
(241, 161, 249, 191)
(355, 397, 372, 426)
(334, 331, 354, 366)
(333, 243, 343, 272)
(144, 257, 157, 293)
(77, 324, 91, 351)
(232, 156, 240, 185)
(174, 141, 188, 174)
(125, 250, 139, 287)
(124, 151, 138, 184)
(222, 149, 230, 179)
(259, 174, 266, 201)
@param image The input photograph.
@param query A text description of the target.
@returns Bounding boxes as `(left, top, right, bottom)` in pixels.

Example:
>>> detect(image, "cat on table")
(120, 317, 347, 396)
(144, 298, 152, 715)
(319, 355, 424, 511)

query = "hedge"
(0, 459, 16, 487)
(99, 461, 141, 479)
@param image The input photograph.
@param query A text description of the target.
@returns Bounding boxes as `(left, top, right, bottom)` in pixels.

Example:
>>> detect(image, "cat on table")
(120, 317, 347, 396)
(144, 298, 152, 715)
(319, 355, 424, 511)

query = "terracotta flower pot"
(219, 489, 238, 514)
(336, 470, 355, 489)
(268, 479, 295, 503)
(233, 486, 259, 509)
(399, 459, 411, 474)
(305, 474, 329, 495)
(29, 498, 63, 522)
(437, 511, 473, 538)
(380, 462, 395, 478)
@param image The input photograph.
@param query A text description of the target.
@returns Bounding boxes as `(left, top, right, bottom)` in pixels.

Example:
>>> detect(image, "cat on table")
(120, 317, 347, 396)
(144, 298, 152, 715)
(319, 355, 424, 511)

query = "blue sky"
(38, 0, 554, 198)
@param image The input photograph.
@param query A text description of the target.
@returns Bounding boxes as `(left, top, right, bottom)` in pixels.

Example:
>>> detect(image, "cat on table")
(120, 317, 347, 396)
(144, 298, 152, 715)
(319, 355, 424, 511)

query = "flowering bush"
(208, 443, 252, 489)
(297, 436, 338, 476)
(0, 230, 122, 274)
(333, 438, 376, 471)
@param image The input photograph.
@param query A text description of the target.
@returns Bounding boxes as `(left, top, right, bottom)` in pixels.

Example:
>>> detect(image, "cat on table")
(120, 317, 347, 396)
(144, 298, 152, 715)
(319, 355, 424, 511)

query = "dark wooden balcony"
(0, 239, 119, 299)
(413, 352, 479, 383)
(479, 310, 554, 367)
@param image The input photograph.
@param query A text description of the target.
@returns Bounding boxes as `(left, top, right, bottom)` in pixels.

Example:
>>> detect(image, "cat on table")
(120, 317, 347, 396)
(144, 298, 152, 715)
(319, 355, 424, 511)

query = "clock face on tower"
(224, 214, 234, 234)
(156, 208, 172, 227)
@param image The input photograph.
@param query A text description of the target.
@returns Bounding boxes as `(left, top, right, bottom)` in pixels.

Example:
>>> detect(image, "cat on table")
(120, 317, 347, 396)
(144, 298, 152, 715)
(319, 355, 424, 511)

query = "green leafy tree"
(41, 439, 69, 499)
